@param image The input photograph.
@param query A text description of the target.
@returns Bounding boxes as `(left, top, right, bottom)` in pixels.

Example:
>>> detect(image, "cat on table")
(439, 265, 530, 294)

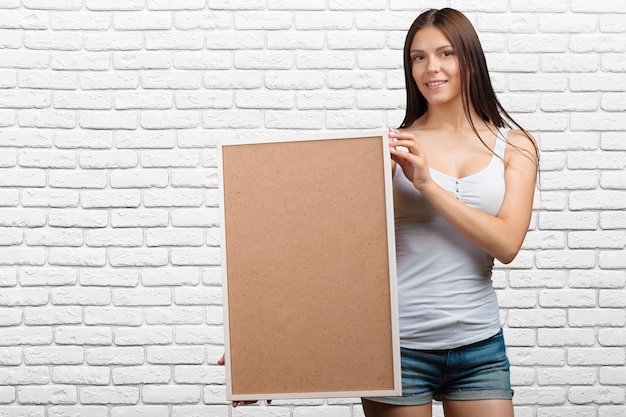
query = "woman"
(361, 8, 538, 417)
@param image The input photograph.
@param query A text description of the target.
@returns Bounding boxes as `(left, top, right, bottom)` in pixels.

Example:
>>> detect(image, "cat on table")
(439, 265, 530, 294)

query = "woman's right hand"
(217, 354, 272, 407)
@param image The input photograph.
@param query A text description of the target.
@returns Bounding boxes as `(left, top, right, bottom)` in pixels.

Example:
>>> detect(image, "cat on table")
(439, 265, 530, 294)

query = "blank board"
(218, 131, 400, 401)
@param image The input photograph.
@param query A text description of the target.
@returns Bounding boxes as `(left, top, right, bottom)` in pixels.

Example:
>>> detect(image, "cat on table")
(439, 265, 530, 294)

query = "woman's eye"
(412, 55, 423, 61)
(442, 50, 454, 57)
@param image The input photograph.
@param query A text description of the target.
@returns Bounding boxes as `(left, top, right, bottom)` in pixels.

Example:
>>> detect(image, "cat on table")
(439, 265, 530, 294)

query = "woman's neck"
(418, 101, 485, 134)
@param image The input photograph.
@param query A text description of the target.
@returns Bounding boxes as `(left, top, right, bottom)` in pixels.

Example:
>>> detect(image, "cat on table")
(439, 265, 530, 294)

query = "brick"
(0, 248, 46, 266)
(48, 170, 107, 189)
(86, 346, 145, 365)
(265, 110, 323, 129)
(0, 209, 47, 227)
(48, 248, 106, 267)
(538, 328, 596, 347)
(85, 32, 143, 51)
(508, 35, 568, 53)
(148, 0, 204, 10)
(47, 209, 108, 228)
(0, 288, 48, 305)
(0, 269, 18, 287)
(113, 52, 171, 70)
(327, 71, 384, 89)
(297, 51, 356, 69)
(17, 385, 77, 405)
(0, 227, 23, 245)
(109, 248, 168, 267)
(570, 387, 625, 405)
(142, 267, 200, 286)
(235, 91, 294, 109)
(0, 11, 48, 29)
(235, 11, 292, 29)
(541, 93, 599, 112)
(171, 209, 220, 227)
(296, 91, 353, 110)
(85, 0, 144, 11)
(538, 367, 597, 385)
(54, 92, 112, 110)
(52, 366, 110, 385)
(569, 270, 625, 289)
(234, 51, 293, 70)
(18, 109, 76, 129)
(85, 307, 143, 326)
(602, 93, 626, 111)
(145, 307, 204, 325)
(171, 247, 220, 266)
(51, 52, 110, 71)
(112, 366, 171, 385)
(110, 406, 169, 417)
(173, 51, 231, 70)
(175, 326, 224, 344)
(79, 111, 137, 130)
(20, 268, 77, 286)
(206, 31, 264, 50)
(599, 290, 626, 308)
(0, 327, 51, 345)
(0, 407, 46, 417)
(142, 385, 201, 404)
(174, 12, 232, 30)
(79, 387, 139, 405)
(109, 169, 168, 188)
(80, 73, 139, 90)
(116, 131, 175, 149)
(539, 13, 597, 33)
(24, 346, 83, 365)
(114, 327, 172, 346)
(600, 366, 626, 384)
(80, 269, 139, 287)
(209, 0, 265, 9)
(295, 11, 352, 30)
(329, 109, 386, 128)
(569, 309, 625, 327)
(142, 71, 202, 89)
(327, 31, 386, 49)
(110, 209, 168, 228)
(570, 191, 626, 210)
(147, 346, 204, 365)
(202, 109, 262, 128)
(81, 190, 141, 208)
(24, 31, 82, 50)
(508, 309, 567, 327)
(55, 326, 112, 345)
(569, 231, 626, 249)
(25, 228, 83, 247)
(79, 150, 139, 169)
(0, 366, 50, 385)
(85, 229, 143, 247)
(49, 407, 108, 417)
(0, 90, 52, 109)
(114, 12, 172, 30)
(267, 31, 325, 50)
(140, 111, 199, 129)
(55, 130, 112, 149)
(601, 132, 626, 151)
(145, 32, 204, 50)
(542, 54, 600, 73)
(538, 212, 598, 230)
(51, 13, 111, 30)
(514, 387, 567, 405)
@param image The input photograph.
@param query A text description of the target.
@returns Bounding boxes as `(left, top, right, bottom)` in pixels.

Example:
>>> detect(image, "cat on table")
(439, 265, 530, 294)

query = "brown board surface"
(219, 132, 400, 400)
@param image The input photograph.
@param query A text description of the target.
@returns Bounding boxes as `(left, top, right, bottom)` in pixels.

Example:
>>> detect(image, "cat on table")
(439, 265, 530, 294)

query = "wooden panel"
(219, 132, 400, 400)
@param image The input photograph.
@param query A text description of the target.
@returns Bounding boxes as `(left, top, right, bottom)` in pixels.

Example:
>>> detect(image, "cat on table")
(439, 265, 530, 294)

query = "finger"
(217, 354, 225, 365)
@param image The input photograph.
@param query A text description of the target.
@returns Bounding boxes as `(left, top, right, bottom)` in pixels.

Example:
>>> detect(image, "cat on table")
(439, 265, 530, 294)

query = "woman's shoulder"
(503, 128, 538, 165)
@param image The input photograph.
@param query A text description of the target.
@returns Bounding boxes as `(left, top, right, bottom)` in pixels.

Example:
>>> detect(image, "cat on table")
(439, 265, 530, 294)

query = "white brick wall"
(0, 0, 624, 416)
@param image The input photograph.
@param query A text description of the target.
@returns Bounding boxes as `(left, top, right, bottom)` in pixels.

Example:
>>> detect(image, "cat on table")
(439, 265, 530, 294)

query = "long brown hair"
(400, 8, 538, 161)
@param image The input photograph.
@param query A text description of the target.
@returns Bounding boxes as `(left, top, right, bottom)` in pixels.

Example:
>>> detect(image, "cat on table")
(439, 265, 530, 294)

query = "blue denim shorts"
(365, 329, 513, 406)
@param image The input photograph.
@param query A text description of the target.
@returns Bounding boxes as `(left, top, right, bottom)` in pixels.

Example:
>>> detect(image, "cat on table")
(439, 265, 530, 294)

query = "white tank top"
(393, 127, 508, 350)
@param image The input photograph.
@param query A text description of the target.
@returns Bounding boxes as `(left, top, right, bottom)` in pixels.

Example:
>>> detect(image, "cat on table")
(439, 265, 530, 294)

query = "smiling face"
(409, 26, 462, 108)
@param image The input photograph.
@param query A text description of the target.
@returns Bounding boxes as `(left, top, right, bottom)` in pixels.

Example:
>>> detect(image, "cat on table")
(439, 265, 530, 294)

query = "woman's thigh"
(362, 398, 433, 417)
(443, 399, 514, 417)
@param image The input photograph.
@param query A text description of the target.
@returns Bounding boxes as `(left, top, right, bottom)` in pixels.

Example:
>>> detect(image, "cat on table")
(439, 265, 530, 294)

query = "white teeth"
(426, 81, 446, 86)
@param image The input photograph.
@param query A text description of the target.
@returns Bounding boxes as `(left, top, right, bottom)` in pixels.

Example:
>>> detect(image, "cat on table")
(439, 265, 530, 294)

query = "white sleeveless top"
(393, 128, 508, 350)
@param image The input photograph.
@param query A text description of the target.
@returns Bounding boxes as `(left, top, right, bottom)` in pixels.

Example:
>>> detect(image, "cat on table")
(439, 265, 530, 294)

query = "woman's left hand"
(388, 128, 432, 192)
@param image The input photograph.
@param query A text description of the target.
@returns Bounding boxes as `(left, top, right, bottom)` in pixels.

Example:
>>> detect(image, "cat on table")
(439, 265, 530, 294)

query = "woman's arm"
(390, 129, 538, 264)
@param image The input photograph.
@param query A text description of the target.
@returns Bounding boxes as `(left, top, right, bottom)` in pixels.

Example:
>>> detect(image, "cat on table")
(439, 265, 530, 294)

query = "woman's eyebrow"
(410, 45, 453, 53)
